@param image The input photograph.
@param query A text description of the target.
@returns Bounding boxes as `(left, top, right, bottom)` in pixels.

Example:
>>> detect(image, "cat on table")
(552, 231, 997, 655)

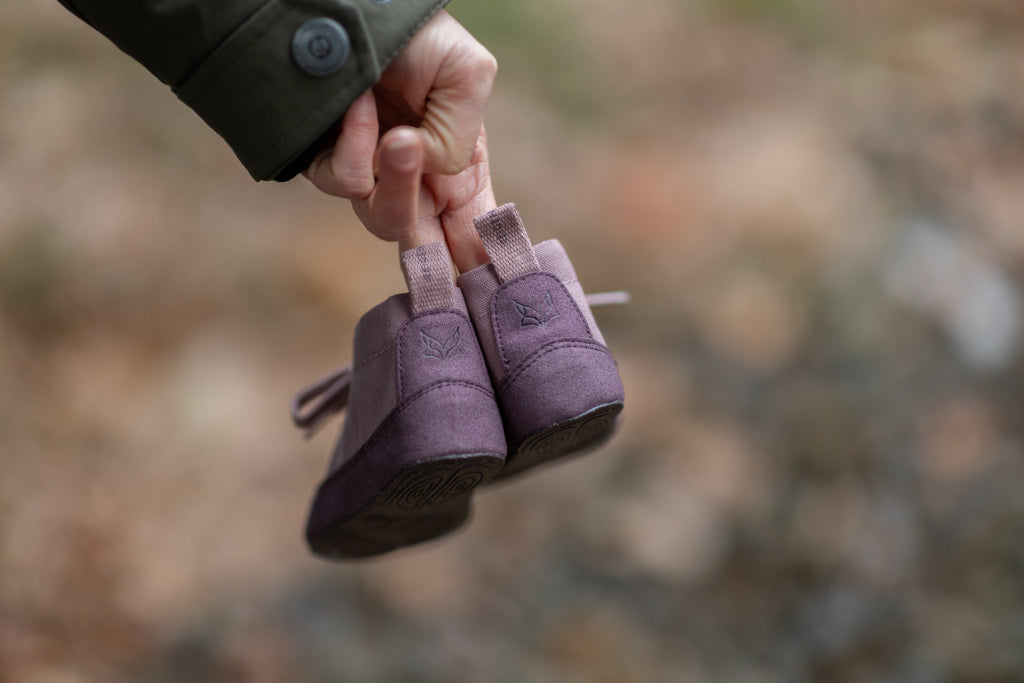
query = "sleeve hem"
(175, 0, 448, 181)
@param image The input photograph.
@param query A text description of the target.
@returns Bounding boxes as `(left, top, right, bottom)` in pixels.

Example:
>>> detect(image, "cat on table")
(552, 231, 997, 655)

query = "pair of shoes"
(290, 204, 624, 559)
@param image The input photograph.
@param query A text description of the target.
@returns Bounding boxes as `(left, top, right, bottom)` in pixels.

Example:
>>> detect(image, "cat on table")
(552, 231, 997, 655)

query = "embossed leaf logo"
(421, 327, 460, 360)
(514, 290, 560, 327)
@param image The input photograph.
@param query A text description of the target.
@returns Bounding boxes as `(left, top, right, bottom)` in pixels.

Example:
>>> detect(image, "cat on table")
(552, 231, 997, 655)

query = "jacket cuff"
(174, 0, 448, 181)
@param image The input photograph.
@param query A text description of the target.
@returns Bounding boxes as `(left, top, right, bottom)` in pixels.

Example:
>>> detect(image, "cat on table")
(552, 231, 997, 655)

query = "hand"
(351, 124, 496, 273)
(303, 10, 496, 200)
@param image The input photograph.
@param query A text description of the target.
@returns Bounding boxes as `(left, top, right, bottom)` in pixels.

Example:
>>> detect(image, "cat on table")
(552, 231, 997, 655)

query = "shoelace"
(585, 291, 630, 307)
(290, 367, 351, 438)
(288, 291, 629, 437)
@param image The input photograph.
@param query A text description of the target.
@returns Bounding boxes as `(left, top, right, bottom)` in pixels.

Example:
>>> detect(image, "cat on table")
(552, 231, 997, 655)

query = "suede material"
(332, 288, 483, 474)
(455, 260, 504, 381)
(397, 310, 489, 401)
(335, 294, 409, 471)
(307, 381, 505, 536)
(458, 239, 607, 378)
(352, 293, 415, 359)
(496, 341, 623, 444)
(458, 237, 624, 450)
(490, 272, 592, 376)
(535, 241, 606, 347)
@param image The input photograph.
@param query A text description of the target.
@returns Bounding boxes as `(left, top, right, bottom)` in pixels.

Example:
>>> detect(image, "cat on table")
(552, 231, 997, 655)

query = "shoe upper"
(457, 204, 625, 446)
(457, 207, 609, 384)
(331, 287, 498, 476)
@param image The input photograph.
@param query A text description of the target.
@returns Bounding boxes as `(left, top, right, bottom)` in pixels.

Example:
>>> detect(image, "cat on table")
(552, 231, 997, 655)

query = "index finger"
(352, 127, 423, 242)
(416, 18, 497, 174)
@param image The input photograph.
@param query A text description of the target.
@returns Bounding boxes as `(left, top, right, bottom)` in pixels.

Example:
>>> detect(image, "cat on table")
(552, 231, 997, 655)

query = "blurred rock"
(884, 220, 1021, 371)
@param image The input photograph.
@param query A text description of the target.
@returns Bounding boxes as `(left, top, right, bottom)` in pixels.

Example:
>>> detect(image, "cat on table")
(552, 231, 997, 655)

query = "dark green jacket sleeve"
(56, 0, 448, 181)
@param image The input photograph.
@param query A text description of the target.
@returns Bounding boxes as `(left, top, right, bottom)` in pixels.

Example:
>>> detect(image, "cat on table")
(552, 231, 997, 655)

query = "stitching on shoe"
(490, 272, 593, 373)
(351, 308, 472, 374)
(512, 289, 561, 327)
(368, 380, 495, 453)
(497, 339, 611, 395)
(420, 327, 460, 360)
(353, 340, 398, 372)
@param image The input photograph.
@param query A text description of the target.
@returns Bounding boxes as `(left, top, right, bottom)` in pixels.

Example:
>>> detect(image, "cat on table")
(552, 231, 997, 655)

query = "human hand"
(350, 123, 496, 274)
(303, 10, 496, 199)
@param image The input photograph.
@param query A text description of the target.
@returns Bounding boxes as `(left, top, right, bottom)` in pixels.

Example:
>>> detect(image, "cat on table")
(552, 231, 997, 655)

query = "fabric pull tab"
(473, 203, 541, 283)
(401, 241, 456, 313)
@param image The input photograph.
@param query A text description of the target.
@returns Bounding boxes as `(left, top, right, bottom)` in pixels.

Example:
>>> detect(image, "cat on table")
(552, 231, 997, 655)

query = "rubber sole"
(491, 401, 624, 482)
(308, 453, 504, 559)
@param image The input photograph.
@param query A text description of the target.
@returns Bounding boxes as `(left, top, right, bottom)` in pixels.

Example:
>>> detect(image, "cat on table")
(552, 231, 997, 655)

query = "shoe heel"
(494, 340, 624, 479)
(500, 401, 623, 480)
(306, 381, 505, 558)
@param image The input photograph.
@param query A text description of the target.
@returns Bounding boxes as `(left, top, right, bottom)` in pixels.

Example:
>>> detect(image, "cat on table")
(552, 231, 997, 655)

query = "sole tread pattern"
(310, 454, 503, 559)
(494, 401, 623, 481)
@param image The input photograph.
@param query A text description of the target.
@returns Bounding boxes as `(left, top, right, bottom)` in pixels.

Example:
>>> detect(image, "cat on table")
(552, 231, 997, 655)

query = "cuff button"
(292, 18, 350, 77)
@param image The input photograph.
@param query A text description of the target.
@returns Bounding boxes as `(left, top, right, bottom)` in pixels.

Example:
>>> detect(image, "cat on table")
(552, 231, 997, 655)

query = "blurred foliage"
(707, 0, 816, 24)
(448, 0, 605, 120)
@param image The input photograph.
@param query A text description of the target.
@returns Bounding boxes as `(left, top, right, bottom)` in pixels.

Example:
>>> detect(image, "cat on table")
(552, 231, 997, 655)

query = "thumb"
(356, 127, 424, 242)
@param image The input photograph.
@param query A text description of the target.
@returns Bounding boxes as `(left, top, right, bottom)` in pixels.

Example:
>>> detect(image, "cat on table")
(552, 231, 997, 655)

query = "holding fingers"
(352, 124, 496, 274)
(303, 10, 496, 202)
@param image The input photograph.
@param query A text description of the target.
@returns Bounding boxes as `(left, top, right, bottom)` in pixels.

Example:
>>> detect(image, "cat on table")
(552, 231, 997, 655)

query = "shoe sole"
(492, 401, 624, 482)
(308, 453, 504, 559)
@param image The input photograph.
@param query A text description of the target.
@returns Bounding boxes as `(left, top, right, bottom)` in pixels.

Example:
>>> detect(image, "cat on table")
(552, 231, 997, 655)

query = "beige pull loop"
(400, 241, 457, 313)
(473, 204, 541, 283)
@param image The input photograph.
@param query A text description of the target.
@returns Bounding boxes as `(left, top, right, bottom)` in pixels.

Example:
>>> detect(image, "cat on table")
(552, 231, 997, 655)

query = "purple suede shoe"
(458, 204, 625, 480)
(291, 242, 506, 559)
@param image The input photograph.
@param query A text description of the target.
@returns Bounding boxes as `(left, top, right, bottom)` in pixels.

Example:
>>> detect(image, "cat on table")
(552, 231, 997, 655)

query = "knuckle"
(471, 46, 498, 81)
(450, 42, 497, 86)
(482, 50, 498, 77)
(330, 167, 374, 199)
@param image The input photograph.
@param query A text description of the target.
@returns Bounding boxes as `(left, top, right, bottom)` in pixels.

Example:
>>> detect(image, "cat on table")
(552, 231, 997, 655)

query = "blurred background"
(2, 0, 1023, 681)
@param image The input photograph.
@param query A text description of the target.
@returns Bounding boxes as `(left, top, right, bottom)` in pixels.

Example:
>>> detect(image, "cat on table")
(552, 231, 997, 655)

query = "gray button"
(292, 18, 350, 77)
